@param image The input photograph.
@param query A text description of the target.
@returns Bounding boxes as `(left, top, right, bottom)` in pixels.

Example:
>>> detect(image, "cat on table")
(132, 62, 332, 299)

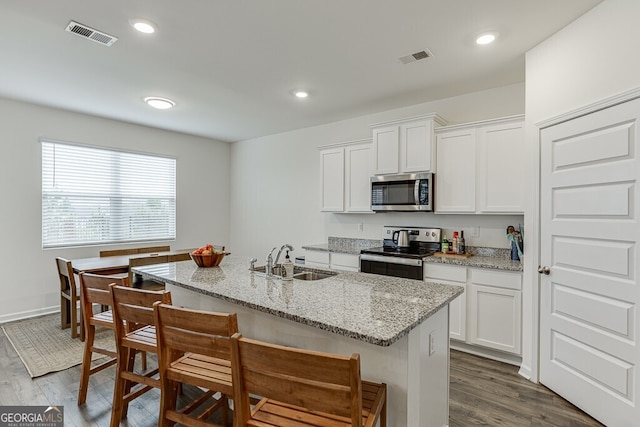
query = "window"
(42, 140, 176, 249)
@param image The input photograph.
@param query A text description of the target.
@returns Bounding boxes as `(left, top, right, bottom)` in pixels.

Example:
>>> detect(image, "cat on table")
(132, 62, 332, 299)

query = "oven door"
(360, 254, 423, 280)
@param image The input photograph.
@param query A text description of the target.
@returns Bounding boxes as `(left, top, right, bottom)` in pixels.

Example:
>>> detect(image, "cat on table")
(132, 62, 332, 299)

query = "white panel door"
(539, 98, 640, 426)
(435, 129, 476, 212)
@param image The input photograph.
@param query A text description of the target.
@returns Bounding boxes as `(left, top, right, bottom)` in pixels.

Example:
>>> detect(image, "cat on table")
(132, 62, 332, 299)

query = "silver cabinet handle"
(538, 265, 551, 275)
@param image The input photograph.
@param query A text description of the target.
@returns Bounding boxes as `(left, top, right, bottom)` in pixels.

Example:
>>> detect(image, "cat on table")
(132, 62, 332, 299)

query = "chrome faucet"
(265, 247, 277, 277)
(273, 244, 294, 267)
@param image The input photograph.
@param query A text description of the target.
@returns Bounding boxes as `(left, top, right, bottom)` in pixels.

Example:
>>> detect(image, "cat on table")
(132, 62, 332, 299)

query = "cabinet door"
(330, 253, 360, 272)
(305, 250, 330, 269)
(320, 148, 344, 212)
(424, 264, 467, 341)
(400, 119, 435, 173)
(477, 120, 525, 213)
(344, 144, 372, 212)
(435, 129, 476, 212)
(372, 125, 399, 175)
(468, 284, 521, 354)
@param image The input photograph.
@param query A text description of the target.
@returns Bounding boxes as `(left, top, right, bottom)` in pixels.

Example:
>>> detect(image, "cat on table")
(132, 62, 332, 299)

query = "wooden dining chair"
(109, 284, 172, 427)
(77, 272, 128, 405)
(153, 302, 238, 427)
(230, 333, 387, 427)
(56, 257, 81, 339)
(99, 245, 171, 257)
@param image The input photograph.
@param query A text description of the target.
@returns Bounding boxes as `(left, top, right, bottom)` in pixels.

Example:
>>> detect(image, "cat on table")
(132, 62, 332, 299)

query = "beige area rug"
(1, 313, 115, 378)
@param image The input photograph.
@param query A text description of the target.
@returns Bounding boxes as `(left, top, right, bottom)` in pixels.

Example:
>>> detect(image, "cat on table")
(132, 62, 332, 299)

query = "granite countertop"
(133, 255, 463, 347)
(424, 254, 523, 272)
(303, 237, 523, 272)
(302, 237, 382, 255)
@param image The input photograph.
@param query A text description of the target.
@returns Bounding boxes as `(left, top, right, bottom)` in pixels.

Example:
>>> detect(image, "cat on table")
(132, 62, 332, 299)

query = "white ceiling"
(0, 0, 601, 143)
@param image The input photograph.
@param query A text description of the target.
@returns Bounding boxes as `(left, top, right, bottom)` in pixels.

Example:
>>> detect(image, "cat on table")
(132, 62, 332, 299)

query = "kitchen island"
(133, 255, 463, 426)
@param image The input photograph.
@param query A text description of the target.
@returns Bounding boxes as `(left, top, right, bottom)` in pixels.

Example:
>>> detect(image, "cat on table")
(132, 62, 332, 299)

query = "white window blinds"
(42, 140, 176, 248)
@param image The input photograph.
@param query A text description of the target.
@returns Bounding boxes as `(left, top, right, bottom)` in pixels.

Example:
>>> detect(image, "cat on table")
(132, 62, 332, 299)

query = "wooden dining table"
(69, 249, 194, 341)
(70, 249, 194, 275)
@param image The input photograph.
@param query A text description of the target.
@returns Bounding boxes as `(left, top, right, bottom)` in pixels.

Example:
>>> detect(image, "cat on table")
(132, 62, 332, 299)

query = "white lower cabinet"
(304, 250, 330, 269)
(329, 252, 360, 272)
(467, 268, 521, 354)
(304, 250, 359, 272)
(425, 263, 522, 356)
(424, 264, 467, 341)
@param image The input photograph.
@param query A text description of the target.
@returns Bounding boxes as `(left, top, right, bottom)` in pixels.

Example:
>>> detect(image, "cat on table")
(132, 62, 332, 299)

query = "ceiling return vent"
(399, 49, 433, 64)
(65, 21, 118, 46)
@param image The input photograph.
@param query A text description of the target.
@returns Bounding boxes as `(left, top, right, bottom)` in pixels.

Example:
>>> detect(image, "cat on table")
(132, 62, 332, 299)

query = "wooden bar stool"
(109, 284, 172, 427)
(230, 333, 387, 427)
(77, 272, 127, 405)
(56, 257, 81, 339)
(153, 302, 238, 427)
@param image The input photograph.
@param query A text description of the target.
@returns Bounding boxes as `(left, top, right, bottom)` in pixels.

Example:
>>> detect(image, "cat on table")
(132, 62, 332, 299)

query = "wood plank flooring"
(0, 333, 603, 426)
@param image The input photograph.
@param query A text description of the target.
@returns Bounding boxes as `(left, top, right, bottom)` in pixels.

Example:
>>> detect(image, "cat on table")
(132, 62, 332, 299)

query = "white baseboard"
(450, 340, 522, 366)
(0, 307, 59, 325)
(518, 364, 533, 381)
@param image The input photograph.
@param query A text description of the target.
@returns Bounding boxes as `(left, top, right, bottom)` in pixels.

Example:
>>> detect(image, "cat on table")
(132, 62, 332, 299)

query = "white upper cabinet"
(371, 125, 399, 175)
(319, 139, 372, 213)
(371, 113, 446, 175)
(435, 115, 525, 214)
(319, 147, 344, 212)
(344, 143, 373, 212)
(477, 119, 525, 213)
(435, 128, 477, 213)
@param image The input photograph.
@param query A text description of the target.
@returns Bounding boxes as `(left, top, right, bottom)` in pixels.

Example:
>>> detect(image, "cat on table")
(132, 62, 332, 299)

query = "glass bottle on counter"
(458, 231, 465, 254)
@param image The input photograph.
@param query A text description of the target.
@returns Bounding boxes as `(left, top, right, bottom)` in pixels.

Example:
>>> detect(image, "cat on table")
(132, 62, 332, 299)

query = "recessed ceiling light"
(294, 91, 309, 99)
(476, 33, 497, 45)
(144, 97, 175, 109)
(130, 18, 157, 34)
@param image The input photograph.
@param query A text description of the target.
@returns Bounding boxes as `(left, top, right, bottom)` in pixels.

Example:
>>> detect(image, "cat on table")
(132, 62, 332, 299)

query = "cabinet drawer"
(305, 250, 330, 265)
(470, 268, 521, 291)
(330, 253, 359, 269)
(424, 263, 467, 282)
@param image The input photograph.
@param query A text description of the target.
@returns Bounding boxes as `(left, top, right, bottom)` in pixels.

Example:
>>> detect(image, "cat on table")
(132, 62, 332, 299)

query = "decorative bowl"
(190, 252, 227, 268)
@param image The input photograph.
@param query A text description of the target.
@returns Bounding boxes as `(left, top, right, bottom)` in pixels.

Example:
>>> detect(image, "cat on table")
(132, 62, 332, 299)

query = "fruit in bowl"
(191, 244, 227, 267)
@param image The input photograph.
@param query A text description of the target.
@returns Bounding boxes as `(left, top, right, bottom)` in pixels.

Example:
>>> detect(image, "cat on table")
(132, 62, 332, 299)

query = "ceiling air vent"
(65, 21, 118, 46)
(399, 49, 433, 65)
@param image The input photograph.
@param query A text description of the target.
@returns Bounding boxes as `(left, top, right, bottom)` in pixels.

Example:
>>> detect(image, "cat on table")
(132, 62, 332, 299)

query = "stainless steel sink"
(292, 271, 334, 281)
(252, 265, 336, 281)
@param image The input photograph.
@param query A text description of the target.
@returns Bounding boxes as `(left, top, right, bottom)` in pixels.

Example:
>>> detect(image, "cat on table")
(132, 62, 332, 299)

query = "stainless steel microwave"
(370, 172, 433, 212)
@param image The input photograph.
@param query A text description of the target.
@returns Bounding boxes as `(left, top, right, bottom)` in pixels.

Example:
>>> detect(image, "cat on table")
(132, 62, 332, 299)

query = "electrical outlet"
(358, 223, 364, 232)
(470, 227, 480, 238)
(429, 331, 436, 356)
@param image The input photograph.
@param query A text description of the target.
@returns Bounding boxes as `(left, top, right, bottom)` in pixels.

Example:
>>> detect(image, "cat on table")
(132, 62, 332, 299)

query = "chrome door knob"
(538, 265, 551, 275)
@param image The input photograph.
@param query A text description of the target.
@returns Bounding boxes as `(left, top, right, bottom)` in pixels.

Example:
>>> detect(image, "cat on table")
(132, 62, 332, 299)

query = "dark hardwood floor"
(449, 350, 604, 427)
(0, 333, 604, 426)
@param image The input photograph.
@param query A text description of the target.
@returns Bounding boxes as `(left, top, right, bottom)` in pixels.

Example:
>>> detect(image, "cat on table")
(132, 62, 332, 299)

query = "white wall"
(0, 98, 231, 322)
(230, 83, 525, 259)
(522, 0, 640, 381)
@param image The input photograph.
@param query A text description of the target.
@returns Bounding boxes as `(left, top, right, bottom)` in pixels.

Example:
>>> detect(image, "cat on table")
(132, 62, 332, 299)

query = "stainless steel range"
(360, 226, 442, 280)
